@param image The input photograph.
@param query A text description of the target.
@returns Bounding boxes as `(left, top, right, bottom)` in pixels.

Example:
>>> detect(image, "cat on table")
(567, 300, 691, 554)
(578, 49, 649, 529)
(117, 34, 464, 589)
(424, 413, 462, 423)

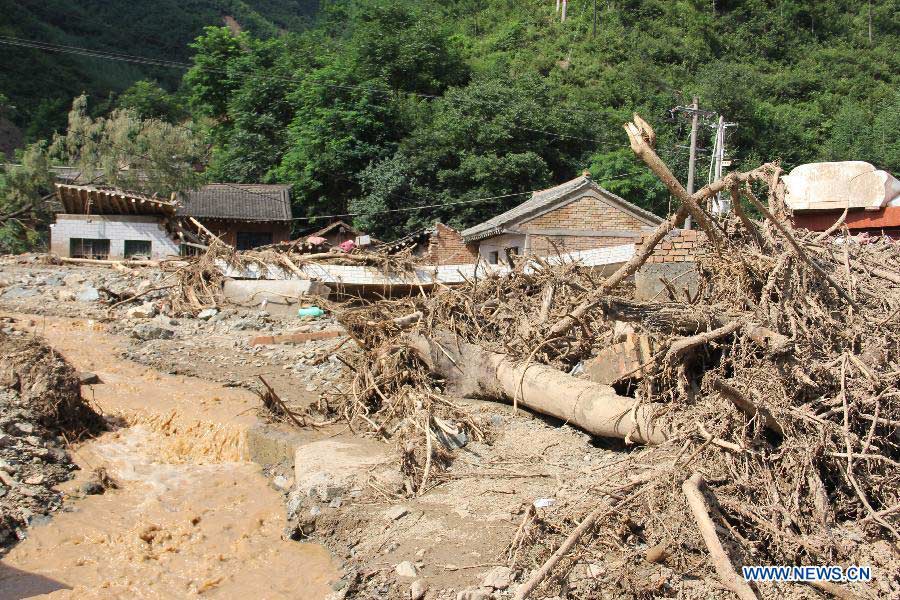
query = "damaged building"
(49, 183, 296, 259)
(461, 172, 663, 264)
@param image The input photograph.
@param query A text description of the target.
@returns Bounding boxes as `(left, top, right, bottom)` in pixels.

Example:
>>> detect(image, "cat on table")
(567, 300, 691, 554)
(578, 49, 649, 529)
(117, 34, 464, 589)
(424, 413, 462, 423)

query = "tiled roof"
(461, 176, 662, 242)
(178, 184, 292, 221)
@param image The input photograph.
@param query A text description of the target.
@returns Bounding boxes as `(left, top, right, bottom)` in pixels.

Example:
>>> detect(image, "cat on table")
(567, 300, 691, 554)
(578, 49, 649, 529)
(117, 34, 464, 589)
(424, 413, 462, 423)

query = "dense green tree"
(0, 142, 54, 252)
(353, 74, 596, 236)
(116, 81, 186, 122)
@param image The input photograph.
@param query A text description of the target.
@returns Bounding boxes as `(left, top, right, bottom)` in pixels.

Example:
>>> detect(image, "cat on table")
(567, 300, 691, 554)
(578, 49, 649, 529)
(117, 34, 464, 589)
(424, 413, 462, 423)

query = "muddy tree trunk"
(407, 331, 668, 445)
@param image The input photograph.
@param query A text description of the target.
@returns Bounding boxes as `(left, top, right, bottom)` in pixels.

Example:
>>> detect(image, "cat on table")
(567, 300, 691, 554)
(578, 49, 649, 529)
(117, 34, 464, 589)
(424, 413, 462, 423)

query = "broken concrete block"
(249, 330, 345, 346)
(585, 333, 654, 384)
(293, 439, 395, 505)
(782, 161, 900, 211)
(223, 279, 331, 317)
(634, 262, 698, 301)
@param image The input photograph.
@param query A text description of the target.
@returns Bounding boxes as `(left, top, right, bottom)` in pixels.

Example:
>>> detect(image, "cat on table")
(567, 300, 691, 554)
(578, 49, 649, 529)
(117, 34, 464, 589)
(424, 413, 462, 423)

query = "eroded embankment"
(0, 318, 337, 599)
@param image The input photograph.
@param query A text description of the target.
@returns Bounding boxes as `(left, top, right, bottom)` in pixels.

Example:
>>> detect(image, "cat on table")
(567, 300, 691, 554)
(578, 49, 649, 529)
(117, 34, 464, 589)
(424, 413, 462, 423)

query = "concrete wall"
(49, 214, 180, 260)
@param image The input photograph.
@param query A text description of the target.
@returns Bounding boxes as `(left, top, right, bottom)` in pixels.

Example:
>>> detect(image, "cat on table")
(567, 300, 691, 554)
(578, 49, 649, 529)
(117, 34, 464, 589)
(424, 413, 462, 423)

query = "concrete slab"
(783, 161, 900, 211)
(634, 262, 699, 301)
(223, 279, 331, 316)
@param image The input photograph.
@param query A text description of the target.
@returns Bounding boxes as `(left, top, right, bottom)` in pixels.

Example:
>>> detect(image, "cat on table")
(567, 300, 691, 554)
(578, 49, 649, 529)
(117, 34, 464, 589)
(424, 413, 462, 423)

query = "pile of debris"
(308, 117, 899, 598)
(0, 325, 105, 550)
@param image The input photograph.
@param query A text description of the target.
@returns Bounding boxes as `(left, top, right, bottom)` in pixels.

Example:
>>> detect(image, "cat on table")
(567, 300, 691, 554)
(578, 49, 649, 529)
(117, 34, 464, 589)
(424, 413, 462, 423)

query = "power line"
(0, 34, 665, 148)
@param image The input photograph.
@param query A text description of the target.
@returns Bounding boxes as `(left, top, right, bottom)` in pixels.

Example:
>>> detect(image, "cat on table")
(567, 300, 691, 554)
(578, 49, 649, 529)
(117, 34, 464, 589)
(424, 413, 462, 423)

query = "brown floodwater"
(0, 315, 337, 599)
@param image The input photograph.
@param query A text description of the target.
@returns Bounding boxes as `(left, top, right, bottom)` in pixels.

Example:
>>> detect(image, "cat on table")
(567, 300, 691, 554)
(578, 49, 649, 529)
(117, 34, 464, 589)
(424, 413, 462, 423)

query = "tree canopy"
(2, 0, 898, 244)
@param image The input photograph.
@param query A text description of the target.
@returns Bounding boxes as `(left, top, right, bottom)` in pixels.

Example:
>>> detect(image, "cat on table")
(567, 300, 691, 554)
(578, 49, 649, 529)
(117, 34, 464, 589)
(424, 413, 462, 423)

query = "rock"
(384, 505, 410, 521)
(481, 566, 512, 590)
(197, 308, 219, 320)
(131, 323, 175, 341)
(77, 372, 101, 385)
(126, 303, 157, 319)
(272, 475, 292, 491)
(456, 590, 490, 600)
(329, 497, 343, 509)
(586, 563, 604, 578)
(24, 474, 44, 486)
(0, 434, 13, 448)
(435, 428, 468, 450)
(293, 439, 394, 504)
(75, 286, 100, 302)
(410, 579, 427, 600)
(395, 561, 419, 578)
(2, 286, 38, 299)
(13, 422, 34, 434)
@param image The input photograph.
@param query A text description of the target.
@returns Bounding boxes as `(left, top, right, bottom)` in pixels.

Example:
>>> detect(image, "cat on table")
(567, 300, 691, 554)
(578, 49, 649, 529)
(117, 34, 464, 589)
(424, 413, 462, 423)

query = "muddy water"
(0, 316, 337, 599)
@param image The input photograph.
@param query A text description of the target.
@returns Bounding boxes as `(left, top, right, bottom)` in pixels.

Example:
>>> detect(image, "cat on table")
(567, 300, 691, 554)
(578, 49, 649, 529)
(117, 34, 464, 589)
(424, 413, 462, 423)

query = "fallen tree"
(407, 331, 668, 444)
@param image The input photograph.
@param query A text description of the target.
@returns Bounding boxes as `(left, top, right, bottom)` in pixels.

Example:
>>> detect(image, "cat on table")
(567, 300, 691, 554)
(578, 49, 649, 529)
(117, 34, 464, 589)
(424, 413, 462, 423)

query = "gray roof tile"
(461, 176, 662, 242)
(178, 184, 292, 221)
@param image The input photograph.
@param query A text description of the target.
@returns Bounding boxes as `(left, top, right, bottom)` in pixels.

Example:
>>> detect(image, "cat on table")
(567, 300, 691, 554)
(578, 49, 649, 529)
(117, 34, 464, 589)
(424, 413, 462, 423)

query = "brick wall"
(520, 195, 648, 232)
(426, 223, 479, 265)
(49, 214, 181, 259)
(640, 229, 707, 263)
(527, 234, 637, 256)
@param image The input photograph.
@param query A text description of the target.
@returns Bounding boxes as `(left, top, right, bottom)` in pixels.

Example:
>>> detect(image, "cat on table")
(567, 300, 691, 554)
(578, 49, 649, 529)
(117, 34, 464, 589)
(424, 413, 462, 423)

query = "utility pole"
(562, 0, 568, 22)
(685, 97, 700, 229)
(710, 116, 737, 215)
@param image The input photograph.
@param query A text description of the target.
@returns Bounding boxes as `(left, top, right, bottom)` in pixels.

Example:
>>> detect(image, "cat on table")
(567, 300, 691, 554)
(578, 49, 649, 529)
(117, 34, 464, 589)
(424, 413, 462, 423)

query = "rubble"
(0, 329, 104, 551)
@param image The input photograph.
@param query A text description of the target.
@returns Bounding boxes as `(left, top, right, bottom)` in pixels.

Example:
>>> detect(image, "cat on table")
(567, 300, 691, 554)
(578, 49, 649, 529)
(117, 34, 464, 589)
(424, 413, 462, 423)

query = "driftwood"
(56, 257, 159, 267)
(408, 331, 668, 444)
(682, 473, 758, 600)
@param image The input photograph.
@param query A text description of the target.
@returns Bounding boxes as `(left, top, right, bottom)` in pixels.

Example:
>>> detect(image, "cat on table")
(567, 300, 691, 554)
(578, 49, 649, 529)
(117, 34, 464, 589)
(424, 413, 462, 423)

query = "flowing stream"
(0, 316, 336, 599)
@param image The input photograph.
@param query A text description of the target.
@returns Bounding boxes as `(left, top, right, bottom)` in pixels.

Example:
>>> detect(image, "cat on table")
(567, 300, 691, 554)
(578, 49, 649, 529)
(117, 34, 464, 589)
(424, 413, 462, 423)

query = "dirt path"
(0, 314, 337, 599)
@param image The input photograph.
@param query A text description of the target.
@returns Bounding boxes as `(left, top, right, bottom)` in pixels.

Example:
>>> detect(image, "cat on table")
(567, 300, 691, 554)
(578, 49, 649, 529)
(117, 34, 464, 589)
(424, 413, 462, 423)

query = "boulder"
(75, 286, 100, 302)
(131, 323, 175, 341)
(126, 302, 157, 319)
(395, 561, 419, 578)
(481, 566, 512, 590)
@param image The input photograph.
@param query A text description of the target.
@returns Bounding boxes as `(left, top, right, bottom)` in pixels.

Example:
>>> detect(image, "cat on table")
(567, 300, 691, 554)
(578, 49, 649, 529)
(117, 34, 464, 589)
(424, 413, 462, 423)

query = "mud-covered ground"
(4, 256, 879, 600)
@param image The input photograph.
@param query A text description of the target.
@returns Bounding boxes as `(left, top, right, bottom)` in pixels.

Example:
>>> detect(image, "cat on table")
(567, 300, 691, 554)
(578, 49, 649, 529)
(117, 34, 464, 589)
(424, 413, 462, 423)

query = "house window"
(70, 238, 110, 260)
(236, 232, 273, 250)
(180, 244, 203, 257)
(487, 251, 499, 265)
(124, 240, 152, 259)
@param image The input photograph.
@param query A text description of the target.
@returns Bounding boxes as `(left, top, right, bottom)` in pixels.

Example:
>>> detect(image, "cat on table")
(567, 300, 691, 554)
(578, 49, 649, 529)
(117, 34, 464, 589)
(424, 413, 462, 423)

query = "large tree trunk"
(406, 331, 668, 445)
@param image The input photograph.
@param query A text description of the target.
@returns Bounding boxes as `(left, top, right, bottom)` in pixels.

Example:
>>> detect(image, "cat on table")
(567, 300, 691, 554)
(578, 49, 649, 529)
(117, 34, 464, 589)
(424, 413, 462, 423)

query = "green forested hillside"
(2, 0, 899, 243)
(0, 0, 319, 140)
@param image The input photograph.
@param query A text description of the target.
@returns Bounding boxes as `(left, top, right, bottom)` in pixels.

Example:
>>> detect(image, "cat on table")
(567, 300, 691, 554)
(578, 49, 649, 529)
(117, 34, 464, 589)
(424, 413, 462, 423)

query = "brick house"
(178, 184, 293, 249)
(461, 173, 663, 264)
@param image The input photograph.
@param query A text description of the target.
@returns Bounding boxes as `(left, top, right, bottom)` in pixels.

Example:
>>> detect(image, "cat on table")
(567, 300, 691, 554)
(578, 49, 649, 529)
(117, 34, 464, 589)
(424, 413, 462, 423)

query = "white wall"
(477, 233, 526, 264)
(49, 214, 181, 260)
